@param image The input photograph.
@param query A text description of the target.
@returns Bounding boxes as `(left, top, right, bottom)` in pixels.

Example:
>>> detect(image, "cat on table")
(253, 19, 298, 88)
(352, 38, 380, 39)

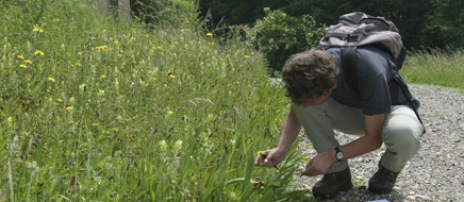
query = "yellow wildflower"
(34, 50, 44, 56)
(159, 140, 168, 152)
(47, 77, 56, 82)
(17, 55, 25, 60)
(24, 60, 32, 64)
(174, 140, 183, 150)
(151, 45, 162, 51)
(100, 74, 107, 80)
(32, 27, 43, 33)
(65, 106, 73, 111)
(19, 64, 27, 68)
(79, 84, 86, 92)
(57, 98, 63, 103)
(257, 151, 266, 156)
(206, 32, 213, 37)
(95, 45, 108, 51)
(169, 75, 176, 79)
(98, 90, 105, 97)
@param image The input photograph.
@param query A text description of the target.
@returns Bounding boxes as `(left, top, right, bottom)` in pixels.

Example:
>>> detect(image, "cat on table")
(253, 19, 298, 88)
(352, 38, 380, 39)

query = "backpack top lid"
(319, 12, 404, 59)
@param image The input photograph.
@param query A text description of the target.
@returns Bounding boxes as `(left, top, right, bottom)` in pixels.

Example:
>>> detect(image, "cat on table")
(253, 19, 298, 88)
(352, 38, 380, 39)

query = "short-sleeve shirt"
(327, 46, 413, 115)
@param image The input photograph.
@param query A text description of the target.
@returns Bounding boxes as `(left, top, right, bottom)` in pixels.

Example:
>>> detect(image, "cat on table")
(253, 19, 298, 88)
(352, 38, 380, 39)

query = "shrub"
(247, 8, 325, 74)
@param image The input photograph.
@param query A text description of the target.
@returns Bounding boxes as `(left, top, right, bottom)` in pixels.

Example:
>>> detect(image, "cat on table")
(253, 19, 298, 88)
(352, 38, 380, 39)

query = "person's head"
(282, 50, 339, 106)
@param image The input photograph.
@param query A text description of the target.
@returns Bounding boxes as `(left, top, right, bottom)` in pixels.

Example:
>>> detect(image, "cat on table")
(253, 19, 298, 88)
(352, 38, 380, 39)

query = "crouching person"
(255, 47, 424, 199)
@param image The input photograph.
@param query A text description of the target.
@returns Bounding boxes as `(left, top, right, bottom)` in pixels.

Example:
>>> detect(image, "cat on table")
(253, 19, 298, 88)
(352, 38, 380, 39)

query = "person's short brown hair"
(282, 50, 339, 104)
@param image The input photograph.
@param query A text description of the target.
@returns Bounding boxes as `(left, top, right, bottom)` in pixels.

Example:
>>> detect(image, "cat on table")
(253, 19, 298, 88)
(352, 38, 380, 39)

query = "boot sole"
(313, 183, 353, 199)
(368, 185, 393, 194)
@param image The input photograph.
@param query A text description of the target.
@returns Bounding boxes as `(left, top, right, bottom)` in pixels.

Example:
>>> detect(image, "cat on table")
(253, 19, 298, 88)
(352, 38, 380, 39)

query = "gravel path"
(293, 84, 464, 201)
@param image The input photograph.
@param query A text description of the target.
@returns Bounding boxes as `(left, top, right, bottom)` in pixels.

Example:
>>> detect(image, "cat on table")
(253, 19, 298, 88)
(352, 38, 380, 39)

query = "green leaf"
(242, 151, 255, 191)
(226, 177, 245, 185)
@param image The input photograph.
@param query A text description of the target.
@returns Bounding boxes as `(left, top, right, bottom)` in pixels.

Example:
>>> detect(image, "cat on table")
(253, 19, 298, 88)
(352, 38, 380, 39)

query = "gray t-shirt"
(328, 46, 413, 115)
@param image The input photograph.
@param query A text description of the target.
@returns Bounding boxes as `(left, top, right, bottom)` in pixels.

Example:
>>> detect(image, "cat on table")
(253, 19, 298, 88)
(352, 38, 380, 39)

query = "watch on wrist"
(334, 147, 343, 161)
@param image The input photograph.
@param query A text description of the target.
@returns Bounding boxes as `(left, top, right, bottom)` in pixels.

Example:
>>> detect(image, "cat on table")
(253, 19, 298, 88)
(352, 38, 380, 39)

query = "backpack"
(318, 12, 407, 69)
(317, 12, 425, 132)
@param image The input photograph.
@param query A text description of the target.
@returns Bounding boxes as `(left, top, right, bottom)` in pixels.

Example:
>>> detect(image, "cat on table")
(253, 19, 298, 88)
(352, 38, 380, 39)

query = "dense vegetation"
(0, 0, 462, 201)
(0, 0, 308, 200)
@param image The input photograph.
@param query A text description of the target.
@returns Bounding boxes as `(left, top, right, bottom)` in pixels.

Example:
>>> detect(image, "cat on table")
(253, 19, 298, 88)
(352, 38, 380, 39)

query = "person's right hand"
(254, 148, 286, 168)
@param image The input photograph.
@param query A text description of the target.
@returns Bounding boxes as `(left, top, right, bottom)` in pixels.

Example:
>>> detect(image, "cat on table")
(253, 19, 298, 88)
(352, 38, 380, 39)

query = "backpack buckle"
(347, 34, 360, 42)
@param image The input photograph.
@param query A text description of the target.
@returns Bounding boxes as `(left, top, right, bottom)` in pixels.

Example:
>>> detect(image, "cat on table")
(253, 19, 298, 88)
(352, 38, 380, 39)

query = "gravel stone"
(292, 84, 464, 201)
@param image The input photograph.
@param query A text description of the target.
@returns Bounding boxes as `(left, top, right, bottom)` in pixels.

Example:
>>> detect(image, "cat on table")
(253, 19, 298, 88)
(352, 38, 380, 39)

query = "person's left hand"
(301, 150, 335, 176)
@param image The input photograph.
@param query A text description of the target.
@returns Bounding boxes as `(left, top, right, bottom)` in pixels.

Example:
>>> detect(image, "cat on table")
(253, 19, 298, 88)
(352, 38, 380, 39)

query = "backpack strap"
(393, 73, 426, 134)
(340, 47, 359, 91)
(394, 46, 407, 70)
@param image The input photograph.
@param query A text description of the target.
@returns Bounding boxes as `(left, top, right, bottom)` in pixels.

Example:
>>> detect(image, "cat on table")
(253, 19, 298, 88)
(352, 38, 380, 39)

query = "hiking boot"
(312, 166, 353, 199)
(368, 164, 400, 194)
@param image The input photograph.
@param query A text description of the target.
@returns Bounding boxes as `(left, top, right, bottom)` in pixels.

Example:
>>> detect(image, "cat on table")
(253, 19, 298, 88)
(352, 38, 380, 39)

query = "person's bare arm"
(255, 106, 302, 167)
(339, 114, 384, 159)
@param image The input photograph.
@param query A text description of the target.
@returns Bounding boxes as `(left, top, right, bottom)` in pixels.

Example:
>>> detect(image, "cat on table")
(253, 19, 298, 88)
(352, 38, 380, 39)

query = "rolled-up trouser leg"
(380, 105, 423, 172)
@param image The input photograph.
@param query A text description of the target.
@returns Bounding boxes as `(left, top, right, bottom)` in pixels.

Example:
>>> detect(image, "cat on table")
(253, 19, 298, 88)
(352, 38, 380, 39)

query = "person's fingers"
(302, 167, 319, 176)
(255, 149, 281, 168)
(254, 155, 262, 166)
(262, 155, 272, 168)
(302, 160, 320, 176)
(255, 154, 267, 166)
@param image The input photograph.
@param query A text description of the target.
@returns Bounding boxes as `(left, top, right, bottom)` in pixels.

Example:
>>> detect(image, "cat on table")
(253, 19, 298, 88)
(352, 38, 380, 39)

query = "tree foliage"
(428, 0, 464, 49)
(247, 8, 325, 73)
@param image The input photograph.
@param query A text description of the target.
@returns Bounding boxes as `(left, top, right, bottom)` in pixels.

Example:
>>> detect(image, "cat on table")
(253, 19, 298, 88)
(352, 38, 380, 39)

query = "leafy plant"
(247, 8, 325, 74)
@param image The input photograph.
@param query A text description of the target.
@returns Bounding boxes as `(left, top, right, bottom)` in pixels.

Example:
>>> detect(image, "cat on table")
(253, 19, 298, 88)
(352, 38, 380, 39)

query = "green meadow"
(402, 50, 464, 90)
(0, 0, 462, 201)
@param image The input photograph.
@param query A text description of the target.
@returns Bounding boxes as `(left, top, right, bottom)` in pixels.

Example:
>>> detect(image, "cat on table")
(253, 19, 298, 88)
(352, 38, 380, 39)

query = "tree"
(428, 0, 464, 49)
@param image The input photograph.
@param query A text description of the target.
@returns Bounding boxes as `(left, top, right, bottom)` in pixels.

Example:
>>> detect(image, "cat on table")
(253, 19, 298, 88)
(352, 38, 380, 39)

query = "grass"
(1, 0, 462, 201)
(402, 49, 464, 91)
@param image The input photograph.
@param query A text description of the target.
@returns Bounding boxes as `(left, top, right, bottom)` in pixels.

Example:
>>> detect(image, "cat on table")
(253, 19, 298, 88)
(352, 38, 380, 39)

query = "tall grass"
(402, 49, 464, 90)
(0, 0, 308, 201)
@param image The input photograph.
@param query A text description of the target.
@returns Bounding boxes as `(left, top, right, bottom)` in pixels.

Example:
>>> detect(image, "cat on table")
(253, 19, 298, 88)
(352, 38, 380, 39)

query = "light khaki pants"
(292, 97, 424, 173)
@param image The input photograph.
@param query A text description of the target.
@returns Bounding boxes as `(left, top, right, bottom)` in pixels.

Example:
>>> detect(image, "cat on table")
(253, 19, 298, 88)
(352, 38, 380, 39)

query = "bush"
(247, 8, 325, 74)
